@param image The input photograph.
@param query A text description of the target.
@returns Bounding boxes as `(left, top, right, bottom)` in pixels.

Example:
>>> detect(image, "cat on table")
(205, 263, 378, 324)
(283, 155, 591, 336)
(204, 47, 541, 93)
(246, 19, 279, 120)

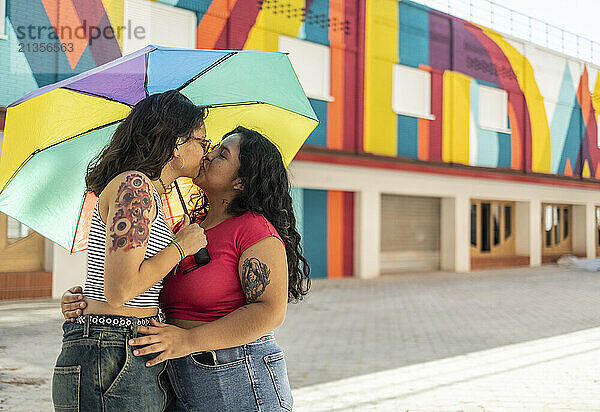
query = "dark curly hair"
(193, 126, 311, 303)
(86, 90, 208, 195)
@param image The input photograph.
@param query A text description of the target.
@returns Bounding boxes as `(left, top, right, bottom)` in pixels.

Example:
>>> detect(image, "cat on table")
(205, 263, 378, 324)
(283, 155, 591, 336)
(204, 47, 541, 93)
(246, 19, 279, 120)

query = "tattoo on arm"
(241, 258, 271, 303)
(108, 173, 153, 252)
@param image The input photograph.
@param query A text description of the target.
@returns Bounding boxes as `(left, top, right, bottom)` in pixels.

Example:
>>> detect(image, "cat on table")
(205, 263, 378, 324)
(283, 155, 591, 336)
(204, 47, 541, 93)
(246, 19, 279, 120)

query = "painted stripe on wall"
(327, 190, 344, 278)
(429, 69, 444, 162)
(303, 189, 328, 279)
(307, 98, 328, 146)
(398, 1, 429, 68)
(397, 115, 418, 159)
(417, 117, 430, 161)
(364, 0, 398, 156)
(244, 0, 304, 50)
(305, 0, 329, 45)
(342, 191, 354, 277)
(293, 187, 354, 278)
(328, 0, 345, 150)
(443, 70, 471, 164)
(507, 95, 523, 170)
(344, 0, 360, 152)
(195, 0, 231, 49)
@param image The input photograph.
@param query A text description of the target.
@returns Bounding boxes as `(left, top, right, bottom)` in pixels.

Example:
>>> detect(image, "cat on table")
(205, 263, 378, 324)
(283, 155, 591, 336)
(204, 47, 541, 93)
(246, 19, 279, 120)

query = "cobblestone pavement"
(1, 265, 600, 410)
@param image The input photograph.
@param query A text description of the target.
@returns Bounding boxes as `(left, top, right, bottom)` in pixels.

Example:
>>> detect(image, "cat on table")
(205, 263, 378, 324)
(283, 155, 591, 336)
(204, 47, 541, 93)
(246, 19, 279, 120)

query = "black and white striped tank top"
(84, 183, 174, 308)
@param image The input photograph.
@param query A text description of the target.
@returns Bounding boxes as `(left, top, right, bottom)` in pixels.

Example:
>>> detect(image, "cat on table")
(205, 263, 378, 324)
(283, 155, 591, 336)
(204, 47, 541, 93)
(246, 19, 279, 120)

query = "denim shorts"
(166, 331, 294, 411)
(52, 315, 170, 411)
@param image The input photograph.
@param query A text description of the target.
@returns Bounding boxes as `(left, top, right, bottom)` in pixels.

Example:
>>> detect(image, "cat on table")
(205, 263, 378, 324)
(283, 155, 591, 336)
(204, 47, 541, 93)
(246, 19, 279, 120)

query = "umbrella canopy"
(0, 45, 318, 253)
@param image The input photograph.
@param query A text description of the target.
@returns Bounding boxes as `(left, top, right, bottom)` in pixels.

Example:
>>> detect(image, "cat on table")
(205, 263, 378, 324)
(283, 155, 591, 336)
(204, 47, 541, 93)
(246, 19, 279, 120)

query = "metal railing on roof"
(410, 0, 600, 66)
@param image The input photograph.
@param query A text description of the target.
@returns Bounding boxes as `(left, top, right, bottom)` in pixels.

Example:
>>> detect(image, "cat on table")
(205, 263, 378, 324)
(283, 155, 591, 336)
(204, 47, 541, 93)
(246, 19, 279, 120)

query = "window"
(471, 200, 515, 256)
(481, 202, 491, 252)
(123, 0, 197, 55)
(554, 207, 561, 245)
(504, 205, 512, 239)
(493, 204, 501, 246)
(7, 216, 31, 244)
(278, 36, 331, 101)
(392, 64, 434, 119)
(0, 0, 6, 39)
(544, 205, 553, 247)
(543, 204, 571, 250)
(470, 204, 477, 246)
(478, 85, 510, 133)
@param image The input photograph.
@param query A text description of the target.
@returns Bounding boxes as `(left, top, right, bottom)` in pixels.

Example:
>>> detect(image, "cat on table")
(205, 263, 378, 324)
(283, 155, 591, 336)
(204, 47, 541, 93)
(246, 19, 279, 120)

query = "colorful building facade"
(1, 0, 600, 298)
(364, 1, 600, 179)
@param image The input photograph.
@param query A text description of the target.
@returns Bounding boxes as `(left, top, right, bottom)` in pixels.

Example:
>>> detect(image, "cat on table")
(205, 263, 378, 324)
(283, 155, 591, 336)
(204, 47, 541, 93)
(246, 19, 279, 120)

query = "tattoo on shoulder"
(241, 258, 271, 303)
(108, 173, 153, 252)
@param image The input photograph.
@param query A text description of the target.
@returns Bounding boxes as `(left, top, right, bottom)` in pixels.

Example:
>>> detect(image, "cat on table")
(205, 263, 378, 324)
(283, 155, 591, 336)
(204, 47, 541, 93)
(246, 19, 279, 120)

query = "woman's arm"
(58, 215, 201, 316)
(103, 172, 206, 307)
(129, 236, 288, 366)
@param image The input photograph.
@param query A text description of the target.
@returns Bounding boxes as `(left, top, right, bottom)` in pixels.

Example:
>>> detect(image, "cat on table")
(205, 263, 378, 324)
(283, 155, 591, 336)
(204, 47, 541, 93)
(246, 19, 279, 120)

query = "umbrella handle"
(172, 181, 210, 266)
(194, 248, 211, 266)
(173, 181, 210, 266)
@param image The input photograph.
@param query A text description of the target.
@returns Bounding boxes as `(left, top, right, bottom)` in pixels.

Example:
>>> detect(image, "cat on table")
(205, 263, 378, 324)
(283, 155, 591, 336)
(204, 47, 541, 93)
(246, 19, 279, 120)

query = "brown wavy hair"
(86, 90, 208, 195)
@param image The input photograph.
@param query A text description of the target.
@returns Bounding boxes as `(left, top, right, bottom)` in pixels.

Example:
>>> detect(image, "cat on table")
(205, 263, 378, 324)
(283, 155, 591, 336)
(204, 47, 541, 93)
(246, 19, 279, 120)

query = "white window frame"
(0, 0, 7, 40)
(278, 35, 333, 102)
(6, 215, 31, 244)
(123, 0, 196, 55)
(478, 84, 511, 134)
(392, 64, 435, 120)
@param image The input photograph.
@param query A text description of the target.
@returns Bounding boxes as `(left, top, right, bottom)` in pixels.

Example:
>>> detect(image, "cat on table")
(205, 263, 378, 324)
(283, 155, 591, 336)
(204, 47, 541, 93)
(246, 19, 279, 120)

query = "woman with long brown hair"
(53, 90, 208, 411)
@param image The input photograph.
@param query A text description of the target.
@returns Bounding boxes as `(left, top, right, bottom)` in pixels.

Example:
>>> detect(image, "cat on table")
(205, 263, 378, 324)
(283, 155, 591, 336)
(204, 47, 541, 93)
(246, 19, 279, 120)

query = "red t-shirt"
(159, 211, 283, 321)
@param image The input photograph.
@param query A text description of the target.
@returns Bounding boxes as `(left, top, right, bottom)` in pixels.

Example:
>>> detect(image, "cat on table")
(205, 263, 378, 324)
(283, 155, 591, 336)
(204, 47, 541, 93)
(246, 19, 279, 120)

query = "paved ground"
(1, 265, 600, 410)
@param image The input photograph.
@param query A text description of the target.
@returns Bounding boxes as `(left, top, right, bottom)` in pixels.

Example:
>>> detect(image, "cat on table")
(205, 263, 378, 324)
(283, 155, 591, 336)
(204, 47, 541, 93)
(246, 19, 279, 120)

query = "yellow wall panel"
(244, 0, 304, 50)
(443, 71, 471, 165)
(364, 0, 398, 156)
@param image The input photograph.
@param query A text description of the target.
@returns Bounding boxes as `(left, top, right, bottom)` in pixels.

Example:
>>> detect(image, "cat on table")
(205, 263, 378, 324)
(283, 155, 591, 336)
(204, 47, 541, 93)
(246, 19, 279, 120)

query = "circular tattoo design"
(114, 218, 132, 236)
(108, 173, 154, 252)
(116, 236, 128, 248)
(134, 223, 149, 242)
(140, 194, 151, 209)
(132, 207, 142, 219)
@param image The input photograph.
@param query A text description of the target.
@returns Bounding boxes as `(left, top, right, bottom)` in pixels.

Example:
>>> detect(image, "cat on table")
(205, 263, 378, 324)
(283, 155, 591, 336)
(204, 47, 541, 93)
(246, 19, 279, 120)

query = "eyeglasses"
(191, 137, 213, 152)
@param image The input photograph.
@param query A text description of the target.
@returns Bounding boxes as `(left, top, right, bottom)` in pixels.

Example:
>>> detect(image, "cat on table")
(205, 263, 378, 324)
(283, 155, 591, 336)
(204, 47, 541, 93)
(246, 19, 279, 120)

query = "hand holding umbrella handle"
(173, 181, 211, 267)
(194, 248, 211, 266)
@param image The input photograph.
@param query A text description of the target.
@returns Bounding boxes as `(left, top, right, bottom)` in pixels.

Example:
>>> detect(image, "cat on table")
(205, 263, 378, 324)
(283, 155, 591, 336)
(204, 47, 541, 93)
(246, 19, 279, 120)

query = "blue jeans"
(166, 331, 293, 411)
(52, 316, 170, 411)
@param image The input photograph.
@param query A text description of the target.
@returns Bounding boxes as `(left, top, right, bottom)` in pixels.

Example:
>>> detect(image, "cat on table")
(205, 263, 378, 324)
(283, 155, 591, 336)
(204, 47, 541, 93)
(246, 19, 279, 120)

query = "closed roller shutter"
(380, 195, 440, 273)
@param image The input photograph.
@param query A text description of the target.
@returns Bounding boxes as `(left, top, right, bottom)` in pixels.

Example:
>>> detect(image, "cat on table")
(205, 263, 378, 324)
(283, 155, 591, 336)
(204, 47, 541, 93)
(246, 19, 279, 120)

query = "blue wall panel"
(303, 189, 328, 279)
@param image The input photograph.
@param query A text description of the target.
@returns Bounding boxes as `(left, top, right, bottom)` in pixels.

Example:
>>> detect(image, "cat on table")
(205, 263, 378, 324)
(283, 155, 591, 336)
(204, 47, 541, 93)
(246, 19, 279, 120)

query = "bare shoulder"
(239, 236, 287, 271)
(98, 171, 156, 221)
(245, 236, 285, 254)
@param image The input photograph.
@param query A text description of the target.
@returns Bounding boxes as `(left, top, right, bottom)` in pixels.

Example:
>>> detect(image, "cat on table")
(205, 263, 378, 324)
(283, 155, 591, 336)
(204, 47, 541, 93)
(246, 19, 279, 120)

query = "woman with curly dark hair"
(62, 126, 311, 411)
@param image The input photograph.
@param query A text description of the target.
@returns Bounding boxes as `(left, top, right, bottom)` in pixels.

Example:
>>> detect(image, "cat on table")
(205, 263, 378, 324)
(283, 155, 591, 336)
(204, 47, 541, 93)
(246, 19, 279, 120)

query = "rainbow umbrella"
(0, 45, 318, 253)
